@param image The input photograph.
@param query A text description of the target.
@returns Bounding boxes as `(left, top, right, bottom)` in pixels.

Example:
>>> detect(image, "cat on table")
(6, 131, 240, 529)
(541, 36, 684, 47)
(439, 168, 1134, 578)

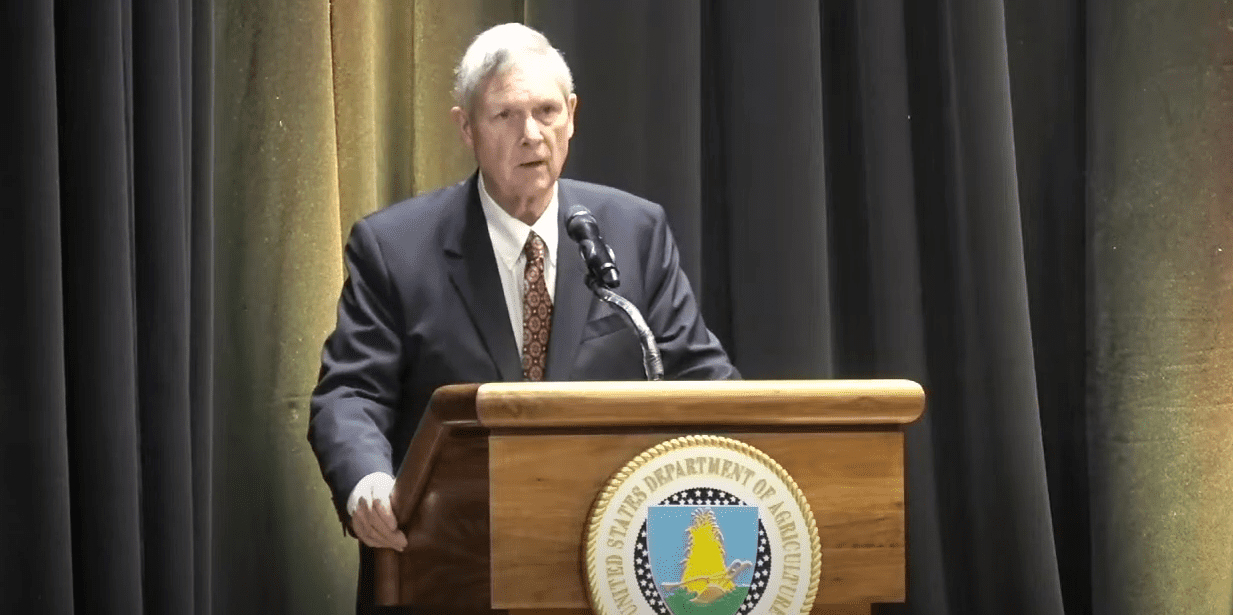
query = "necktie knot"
(524, 232, 547, 261)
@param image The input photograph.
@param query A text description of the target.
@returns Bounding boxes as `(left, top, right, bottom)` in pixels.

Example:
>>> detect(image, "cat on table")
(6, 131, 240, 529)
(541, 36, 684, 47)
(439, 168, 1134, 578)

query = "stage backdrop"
(3, 0, 1231, 614)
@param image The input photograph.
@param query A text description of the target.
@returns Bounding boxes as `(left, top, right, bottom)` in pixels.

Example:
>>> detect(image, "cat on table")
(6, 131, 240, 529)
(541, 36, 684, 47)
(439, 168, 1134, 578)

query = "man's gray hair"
(453, 23, 574, 114)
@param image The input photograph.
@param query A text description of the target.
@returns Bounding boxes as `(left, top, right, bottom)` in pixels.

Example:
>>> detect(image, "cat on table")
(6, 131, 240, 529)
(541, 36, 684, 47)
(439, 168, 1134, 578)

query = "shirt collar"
(477, 173, 559, 271)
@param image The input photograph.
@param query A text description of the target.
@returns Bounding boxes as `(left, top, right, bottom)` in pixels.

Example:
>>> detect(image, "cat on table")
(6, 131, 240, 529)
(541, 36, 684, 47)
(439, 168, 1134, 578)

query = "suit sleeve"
(308, 218, 404, 520)
(642, 207, 741, 380)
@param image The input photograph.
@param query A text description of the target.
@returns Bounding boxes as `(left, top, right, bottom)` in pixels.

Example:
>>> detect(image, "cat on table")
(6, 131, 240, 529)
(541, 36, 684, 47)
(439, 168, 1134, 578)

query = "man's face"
(453, 60, 577, 223)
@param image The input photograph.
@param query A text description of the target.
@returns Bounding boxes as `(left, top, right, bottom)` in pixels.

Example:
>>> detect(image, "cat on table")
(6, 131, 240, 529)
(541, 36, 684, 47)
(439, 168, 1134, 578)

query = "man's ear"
(566, 94, 578, 140)
(451, 106, 473, 149)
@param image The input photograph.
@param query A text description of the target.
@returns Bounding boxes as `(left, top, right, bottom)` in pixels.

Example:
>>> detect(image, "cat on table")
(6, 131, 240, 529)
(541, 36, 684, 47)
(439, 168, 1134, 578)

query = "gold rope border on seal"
(583, 435, 822, 615)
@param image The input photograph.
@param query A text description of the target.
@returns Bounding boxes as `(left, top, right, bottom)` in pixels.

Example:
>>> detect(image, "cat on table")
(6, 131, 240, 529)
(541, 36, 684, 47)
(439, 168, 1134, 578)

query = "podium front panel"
(489, 431, 905, 610)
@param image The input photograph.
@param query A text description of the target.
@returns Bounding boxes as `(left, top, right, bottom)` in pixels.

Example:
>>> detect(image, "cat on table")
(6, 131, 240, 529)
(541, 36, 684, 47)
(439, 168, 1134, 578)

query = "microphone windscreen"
(566, 204, 590, 220)
(565, 205, 596, 241)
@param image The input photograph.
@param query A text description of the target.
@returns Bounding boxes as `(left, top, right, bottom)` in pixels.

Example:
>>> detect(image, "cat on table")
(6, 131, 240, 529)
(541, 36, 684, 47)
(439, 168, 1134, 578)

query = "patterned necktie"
(521, 231, 552, 381)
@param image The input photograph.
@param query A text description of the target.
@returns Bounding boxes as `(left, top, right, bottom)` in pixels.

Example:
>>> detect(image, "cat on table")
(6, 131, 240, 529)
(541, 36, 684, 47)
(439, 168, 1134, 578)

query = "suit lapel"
(546, 180, 595, 381)
(443, 174, 522, 381)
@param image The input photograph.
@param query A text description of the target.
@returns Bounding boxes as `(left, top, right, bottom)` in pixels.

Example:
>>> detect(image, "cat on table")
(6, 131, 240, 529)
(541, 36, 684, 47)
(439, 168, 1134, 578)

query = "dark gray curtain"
(0, 0, 214, 613)
(531, 0, 1077, 613)
(1005, 1, 1089, 613)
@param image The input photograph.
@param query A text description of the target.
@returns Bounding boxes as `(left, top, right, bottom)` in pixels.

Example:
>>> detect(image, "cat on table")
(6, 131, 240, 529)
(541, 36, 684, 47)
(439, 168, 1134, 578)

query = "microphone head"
(565, 205, 597, 241)
(566, 204, 591, 220)
(566, 204, 620, 289)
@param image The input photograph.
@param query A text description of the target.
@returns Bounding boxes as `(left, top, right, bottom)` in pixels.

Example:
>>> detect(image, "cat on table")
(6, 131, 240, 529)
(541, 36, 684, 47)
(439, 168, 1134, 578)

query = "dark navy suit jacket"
(308, 173, 738, 519)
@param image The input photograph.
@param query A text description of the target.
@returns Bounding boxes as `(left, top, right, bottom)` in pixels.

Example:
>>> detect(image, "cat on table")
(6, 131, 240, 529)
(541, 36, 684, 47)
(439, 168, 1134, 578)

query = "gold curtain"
(213, 1, 523, 611)
(1087, 3, 1233, 611)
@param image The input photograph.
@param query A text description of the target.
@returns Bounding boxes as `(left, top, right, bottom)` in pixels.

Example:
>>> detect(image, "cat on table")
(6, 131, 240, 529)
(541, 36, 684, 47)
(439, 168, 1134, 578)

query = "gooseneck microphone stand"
(583, 274, 665, 381)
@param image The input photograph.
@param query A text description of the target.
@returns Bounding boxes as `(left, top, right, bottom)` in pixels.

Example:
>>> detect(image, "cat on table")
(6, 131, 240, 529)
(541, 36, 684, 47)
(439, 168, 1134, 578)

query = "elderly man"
(308, 22, 738, 611)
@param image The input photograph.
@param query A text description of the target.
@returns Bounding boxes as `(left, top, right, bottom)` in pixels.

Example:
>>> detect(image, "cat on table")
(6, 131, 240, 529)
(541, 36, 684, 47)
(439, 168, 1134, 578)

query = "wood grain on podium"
(490, 432, 905, 610)
(478, 380, 923, 428)
(380, 385, 490, 608)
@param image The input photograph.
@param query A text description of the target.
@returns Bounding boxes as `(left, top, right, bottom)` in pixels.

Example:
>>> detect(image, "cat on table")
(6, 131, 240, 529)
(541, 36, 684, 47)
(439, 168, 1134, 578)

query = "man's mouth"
(519, 160, 547, 168)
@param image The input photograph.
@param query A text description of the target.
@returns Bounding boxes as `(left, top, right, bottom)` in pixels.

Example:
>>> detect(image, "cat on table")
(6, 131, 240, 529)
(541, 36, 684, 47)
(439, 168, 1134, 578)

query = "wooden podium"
(376, 380, 924, 614)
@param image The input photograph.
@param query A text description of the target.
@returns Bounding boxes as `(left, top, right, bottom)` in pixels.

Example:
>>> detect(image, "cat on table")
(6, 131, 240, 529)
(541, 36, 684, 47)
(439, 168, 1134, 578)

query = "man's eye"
(496, 110, 511, 119)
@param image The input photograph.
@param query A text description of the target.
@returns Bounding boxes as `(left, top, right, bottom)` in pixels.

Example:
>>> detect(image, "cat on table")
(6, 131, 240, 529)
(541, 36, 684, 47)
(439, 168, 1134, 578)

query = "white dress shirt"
(347, 175, 560, 517)
(476, 172, 559, 355)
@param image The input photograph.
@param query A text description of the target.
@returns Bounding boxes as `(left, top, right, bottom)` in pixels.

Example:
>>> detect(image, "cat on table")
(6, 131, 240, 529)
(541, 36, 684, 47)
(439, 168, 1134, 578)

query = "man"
(308, 22, 738, 611)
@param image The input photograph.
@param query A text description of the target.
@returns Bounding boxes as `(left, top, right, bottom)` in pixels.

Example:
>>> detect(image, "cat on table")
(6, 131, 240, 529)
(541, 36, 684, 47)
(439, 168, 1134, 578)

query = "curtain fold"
(0, 1, 75, 612)
(190, 1, 217, 612)
(1005, 0, 1091, 611)
(56, 0, 145, 611)
(132, 0, 198, 611)
(907, 0, 1065, 611)
(820, 0, 949, 611)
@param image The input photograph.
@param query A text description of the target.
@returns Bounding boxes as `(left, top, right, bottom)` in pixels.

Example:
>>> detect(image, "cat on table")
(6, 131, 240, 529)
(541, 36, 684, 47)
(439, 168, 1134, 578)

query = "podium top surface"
(471, 379, 924, 428)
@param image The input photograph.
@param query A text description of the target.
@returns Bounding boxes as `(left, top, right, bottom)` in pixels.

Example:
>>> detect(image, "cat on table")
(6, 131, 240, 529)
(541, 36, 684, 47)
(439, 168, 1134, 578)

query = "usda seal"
(584, 435, 820, 615)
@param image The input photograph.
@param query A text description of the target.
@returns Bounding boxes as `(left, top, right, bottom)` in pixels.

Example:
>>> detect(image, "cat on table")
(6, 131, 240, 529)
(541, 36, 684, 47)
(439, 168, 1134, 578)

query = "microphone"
(565, 205, 620, 289)
(565, 204, 662, 379)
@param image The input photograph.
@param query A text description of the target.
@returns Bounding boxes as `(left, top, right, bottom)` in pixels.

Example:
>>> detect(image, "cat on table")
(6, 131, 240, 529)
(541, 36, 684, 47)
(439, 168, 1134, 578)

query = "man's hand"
(348, 473, 407, 551)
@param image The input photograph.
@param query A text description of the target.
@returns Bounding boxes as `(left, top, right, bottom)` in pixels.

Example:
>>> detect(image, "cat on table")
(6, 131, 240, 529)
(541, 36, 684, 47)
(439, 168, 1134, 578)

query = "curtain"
(210, 1, 522, 612)
(530, 0, 1233, 613)
(1085, 2, 1233, 612)
(1005, 0, 1090, 611)
(1, 0, 214, 613)
(533, 1, 1064, 612)
(6, 0, 1233, 613)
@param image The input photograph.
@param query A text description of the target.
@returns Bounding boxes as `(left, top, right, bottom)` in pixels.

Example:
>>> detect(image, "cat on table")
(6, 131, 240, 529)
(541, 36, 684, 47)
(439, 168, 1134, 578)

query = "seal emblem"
(585, 436, 820, 615)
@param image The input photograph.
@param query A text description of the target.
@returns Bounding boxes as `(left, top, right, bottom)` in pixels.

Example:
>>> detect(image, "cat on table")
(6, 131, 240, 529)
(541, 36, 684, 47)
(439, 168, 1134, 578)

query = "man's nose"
(521, 115, 543, 143)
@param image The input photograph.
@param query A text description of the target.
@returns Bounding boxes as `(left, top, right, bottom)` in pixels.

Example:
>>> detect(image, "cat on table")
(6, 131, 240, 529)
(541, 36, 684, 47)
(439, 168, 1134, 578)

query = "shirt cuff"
(346, 471, 396, 517)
